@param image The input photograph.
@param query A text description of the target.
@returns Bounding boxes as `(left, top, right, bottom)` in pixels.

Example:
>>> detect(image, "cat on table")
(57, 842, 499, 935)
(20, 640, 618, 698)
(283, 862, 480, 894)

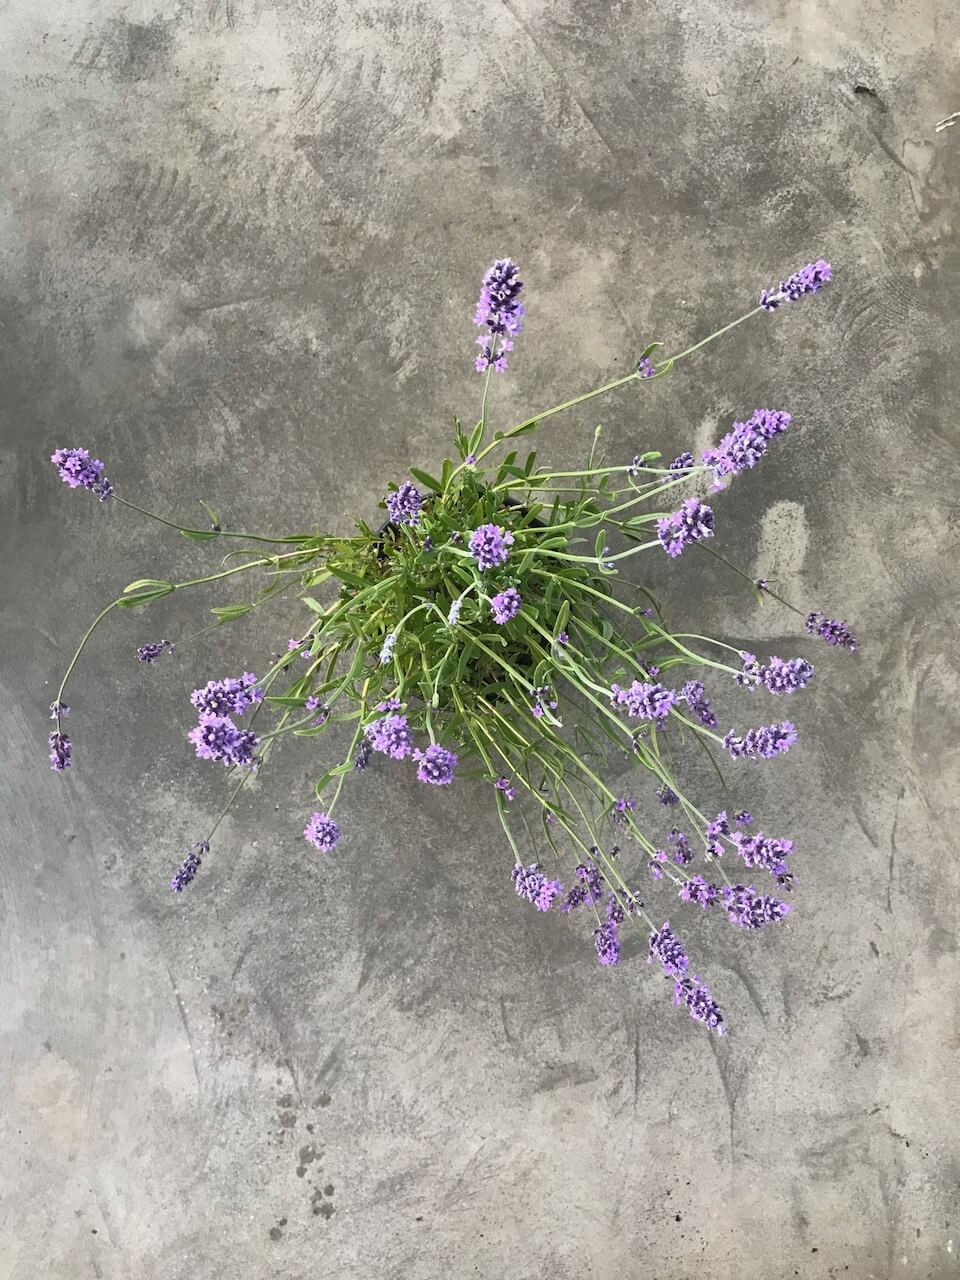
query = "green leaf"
(199, 499, 221, 529)
(440, 458, 455, 489)
(468, 419, 485, 453)
(300, 596, 327, 614)
(265, 695, 309, 707)
(594, 531, 606, 560)
(210, 603, 253, 622)
(116, 585, 175, 609)
(124, 578, 174, 593)
(523, 451, 537, 476)
(639, 341, 663, 362)
(555, 600, 570, 636)
(179, 528, 219, 542)
(409, 468, 443, 494)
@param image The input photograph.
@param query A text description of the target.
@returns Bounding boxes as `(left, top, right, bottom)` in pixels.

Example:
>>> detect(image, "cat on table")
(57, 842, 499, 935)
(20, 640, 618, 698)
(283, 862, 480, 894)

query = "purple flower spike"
(51, 447, 113, 499)
(354, 739, 372, 770)
(137, 639, 174, 664)
(734, 810, 753, 826)
(648, 922, 689, 978)
(680, 679, 718, 728)
(365, 713, 414, 760)
(722, 883, 791, 928)
(170, 840, 209, 892)
(512, 862, 563, 912)
(723, 720, 798, 761)
(805, 610, 858, 652)
(637, 356, 656, 378)
(760, 260, 832, 311)
(674, 976, 726, 1034)
(386, 481, 423, 526)
(188, 716, 259, 768)
(469, 523, 514, 570)
(701, 410, 792, 488)
(49, 701, 70, 719)
(490, 586, 521, 625)
(732, 831, 794, 878)
(669, 451, 695, 478)
(679, 876, 720, 909)
(610, 680, 676, 722)
(656, 783, 679, 806)
(190, 673, 262, 718)
(657, 497, 714, 558)
(48, 730, 72, 772)
(531, 685, 559, 719)
(304, 812, 341, 852)
(594, 919, 621, 966)
(474, 259, 524, 373)
(413, 744, 457, 785)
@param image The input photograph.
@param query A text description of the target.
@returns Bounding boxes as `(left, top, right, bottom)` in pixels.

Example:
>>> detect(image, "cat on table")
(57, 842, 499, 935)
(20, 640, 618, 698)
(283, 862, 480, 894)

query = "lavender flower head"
(680, 679, 718, 728)
(679, 876, 720, 909)
(413, 744, 457, 785)
(732, 831, 794, 878)
(594, 919, 621, 966)
(51, 447, 113, 500)
(701, 409, 791, 488)
(474, 259, 524, 373)
(379, 632, 398, 665)
(760, 259, 832, 311)
(637, 356, 656, 378)
(170, 840, 209, 892)
(48, 730, 72, 772)
(657, 497, 714, 558)
(669, 451, 695, 478)
(490, 587, 521, 625)
(190, 673, 262, 718)
(49, 701, 70, 719)
(512, 862, 563, 911)
(386, 481, 423, 526)
(674, 976, 726, 1034)
(656, 783, 679, 806)
(137, 639, 174, 664)
(304, 812, 341, 852)
(805, 610, 858, 652)
(365, 713, 414, 760)
(610, 680, 676, 722)
(469, 523, 514, 570)
(752, 654, 815, 694)
(723, 720, 798, 761)
(648, 922, 689, 978)
(722, 883, 791, 928)
(354, 739, 372, 770)
(188, 716, 259, 768)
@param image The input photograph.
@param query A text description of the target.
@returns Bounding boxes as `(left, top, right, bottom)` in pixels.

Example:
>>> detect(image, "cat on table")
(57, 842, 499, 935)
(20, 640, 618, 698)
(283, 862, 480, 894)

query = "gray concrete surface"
(2, 1, 959, 1276)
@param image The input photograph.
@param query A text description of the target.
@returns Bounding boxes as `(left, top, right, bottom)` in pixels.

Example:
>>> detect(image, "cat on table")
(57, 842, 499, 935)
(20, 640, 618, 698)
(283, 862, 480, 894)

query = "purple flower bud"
(413, 744, 457, 785)
(657, 497, 714, 558)
(385, 481, 423, 526)
(723, 721, 798, 761)
(304, 812, 340, 851)
(490, 586, 522, 625)
(648, 922, 689, 978)
(137, 640, 174, 664)
(365, 713, 414, 760)
(171, 840, 209, 892)
(469, 523, 514, 570)
(51, 447, 112, 499)
(48, 730, 72, 772)
(474, 259, 524, 373)
(805, 610, 858, 652)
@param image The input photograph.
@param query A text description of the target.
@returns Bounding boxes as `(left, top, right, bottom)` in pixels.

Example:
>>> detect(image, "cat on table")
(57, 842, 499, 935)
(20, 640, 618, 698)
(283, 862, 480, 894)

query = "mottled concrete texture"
(1, 0, 959, 1276)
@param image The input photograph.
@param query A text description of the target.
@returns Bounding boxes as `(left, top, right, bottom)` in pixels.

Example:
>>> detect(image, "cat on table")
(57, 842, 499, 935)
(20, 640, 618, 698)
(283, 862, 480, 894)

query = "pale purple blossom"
(723, 720, 798, 761)
(490, 587, 521, 624)
(610, 680, 676, 722)
(365, 713, 414, 759)
(469, 523, 514, 570)
(304, 812, 341, 851)
(474, 259, 525, 373)
(386, 481, 423, 526)
(413, 744, 458, 785)
(657, 497, 714, 557)
(760, 259, 832, 311)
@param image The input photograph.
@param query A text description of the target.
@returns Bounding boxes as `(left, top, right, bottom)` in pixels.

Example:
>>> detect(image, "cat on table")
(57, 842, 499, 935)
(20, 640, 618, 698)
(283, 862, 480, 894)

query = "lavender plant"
(47, 257, 853, 1035)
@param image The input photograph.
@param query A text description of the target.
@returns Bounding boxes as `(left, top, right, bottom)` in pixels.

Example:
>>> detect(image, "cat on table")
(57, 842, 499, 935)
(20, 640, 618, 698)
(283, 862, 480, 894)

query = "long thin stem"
(112, 495, 318, 544)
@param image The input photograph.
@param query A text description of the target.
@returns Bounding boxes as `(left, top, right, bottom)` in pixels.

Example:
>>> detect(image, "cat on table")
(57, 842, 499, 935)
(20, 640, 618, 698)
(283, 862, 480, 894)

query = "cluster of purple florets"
(171, 841, 209, 892)
(490, 586, 522, 624)
(723, 720, 797, 761)
(188, 673, 263, 768)
(304, 812, 340, 852)
(656, 497, 714, 558)
(137, 639, 174, 664)
(469, 523, 514, 570)
(474, 259, 525, 373)
(610, 680, 676, 722)
(386, 481, 423, 526)
(51, 447, 113, 500)
(680, 679, 718, 727)
(806, 610, 858, 652)
(512, 862, 563, 911)
(737, 651, 815, 694)
(760, 259, 832, 311)
(701, 409, 792, 488)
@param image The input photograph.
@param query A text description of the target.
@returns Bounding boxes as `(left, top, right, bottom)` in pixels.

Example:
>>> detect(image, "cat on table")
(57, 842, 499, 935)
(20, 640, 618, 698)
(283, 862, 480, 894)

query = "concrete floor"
(2, 1, 959, 1276)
